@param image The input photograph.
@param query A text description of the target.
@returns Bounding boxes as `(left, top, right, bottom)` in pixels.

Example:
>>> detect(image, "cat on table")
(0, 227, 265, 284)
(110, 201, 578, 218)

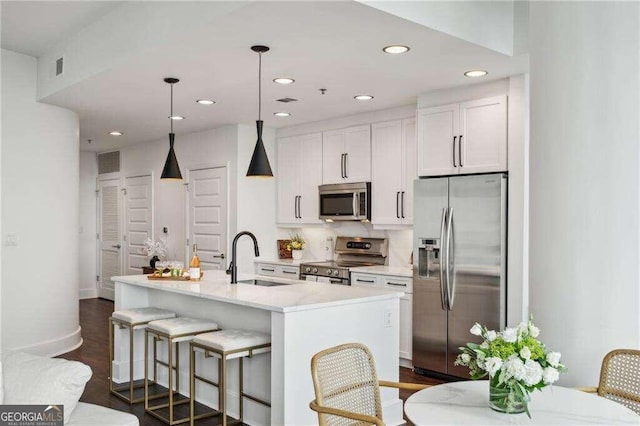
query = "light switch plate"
(384, 309, 393, 327)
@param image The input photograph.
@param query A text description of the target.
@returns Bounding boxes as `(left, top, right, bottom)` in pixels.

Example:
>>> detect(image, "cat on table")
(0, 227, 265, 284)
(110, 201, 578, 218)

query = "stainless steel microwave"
(319, 182, 371, 221)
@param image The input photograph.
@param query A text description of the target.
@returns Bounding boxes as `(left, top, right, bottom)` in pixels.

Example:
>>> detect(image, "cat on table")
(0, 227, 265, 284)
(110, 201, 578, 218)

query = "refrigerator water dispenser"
(417, 238, 440, 278)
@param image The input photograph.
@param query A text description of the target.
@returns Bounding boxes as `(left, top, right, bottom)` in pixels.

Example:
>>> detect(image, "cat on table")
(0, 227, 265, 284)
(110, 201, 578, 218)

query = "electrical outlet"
(5, 233, 18, 246)
(384, 309, 393, 328)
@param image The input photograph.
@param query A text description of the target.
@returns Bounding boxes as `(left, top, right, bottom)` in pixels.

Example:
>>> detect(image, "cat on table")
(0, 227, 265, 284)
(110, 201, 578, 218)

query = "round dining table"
(404, 381, 640, 425)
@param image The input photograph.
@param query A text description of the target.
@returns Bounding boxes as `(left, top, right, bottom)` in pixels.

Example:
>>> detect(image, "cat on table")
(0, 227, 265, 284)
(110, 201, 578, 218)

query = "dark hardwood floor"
(60, 298, 443, 425)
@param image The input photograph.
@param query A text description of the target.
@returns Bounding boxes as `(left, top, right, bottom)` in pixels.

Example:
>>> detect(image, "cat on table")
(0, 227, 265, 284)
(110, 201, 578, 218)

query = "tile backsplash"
(277, 223, 413, 267)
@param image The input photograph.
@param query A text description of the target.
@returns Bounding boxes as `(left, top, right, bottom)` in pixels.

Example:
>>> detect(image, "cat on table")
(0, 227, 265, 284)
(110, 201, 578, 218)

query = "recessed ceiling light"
(354, 95, 374, 101)
(273, 78, 295, 85)
(464, 70, 488, 78)
(383, 45, 410, 54)
(196, 99, 215, 105)
(169, 115, 185, 120)
(274, 112, 291, 117)
(109, 131, 123, 136)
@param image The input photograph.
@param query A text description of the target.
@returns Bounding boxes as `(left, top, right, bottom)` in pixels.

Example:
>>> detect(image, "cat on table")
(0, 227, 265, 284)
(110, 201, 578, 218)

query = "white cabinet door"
(417, 103, 460, 177)
(402, 118, 417, 224)
(322, 129, 345, 184)
(459, 95, 507, 174)
(399, 294, 413, 360)
(299, 133, 323, 223)
(277, 136, 300, 224)
(372, 121, 403, 225)
(344, 125, 371, 183)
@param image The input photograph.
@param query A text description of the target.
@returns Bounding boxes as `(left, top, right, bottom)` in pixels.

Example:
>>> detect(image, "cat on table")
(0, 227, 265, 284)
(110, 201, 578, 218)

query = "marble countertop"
(349, 265, 413, 278)
(112, 271, 402, 313)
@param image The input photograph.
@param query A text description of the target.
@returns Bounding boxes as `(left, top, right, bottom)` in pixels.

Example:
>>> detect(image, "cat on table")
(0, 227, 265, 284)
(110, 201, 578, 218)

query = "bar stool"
(189, 329, 271, 426)
(109, 307, 177, 404)
(145, 317, 219, 425)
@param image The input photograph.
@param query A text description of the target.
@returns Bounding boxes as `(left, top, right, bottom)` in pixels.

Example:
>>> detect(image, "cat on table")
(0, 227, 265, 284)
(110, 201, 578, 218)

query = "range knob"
(326, 269, 333, 275)
(312, 267, 318, 274)
(305, 267, 311, 273)
(333, 270, 340, 276)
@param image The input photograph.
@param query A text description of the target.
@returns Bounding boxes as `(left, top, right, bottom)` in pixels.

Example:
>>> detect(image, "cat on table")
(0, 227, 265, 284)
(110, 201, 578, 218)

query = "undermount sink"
(237, 279, 290, 287)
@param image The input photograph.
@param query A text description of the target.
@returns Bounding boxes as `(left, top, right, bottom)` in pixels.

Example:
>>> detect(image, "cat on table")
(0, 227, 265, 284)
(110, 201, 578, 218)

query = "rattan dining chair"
(309, 343, 430, 425)
(577, 349, 640, 415)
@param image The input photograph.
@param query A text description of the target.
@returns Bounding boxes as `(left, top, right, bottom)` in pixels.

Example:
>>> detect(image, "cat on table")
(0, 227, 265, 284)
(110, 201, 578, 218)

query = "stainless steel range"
(300, 236, 388, 285)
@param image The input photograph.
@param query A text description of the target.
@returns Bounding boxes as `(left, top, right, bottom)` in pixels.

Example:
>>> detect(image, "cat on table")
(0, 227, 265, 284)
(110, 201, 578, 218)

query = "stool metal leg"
(129, 323, 135, 402)
(109, 318, 114, 395)
(221, 355, 227, 426)
(239, 357, 244, 423)
(168, 337, 174, 424)
(189, 344, 195, 426)
(144, 328, 149, 411)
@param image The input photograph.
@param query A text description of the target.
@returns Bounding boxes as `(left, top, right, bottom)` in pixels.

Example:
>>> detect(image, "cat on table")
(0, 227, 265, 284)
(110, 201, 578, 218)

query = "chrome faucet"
(227, 231, 260, 284)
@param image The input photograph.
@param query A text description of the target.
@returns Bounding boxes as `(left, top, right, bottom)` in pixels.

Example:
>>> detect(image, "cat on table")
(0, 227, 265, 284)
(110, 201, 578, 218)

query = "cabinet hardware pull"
(297, 195, 302, 219)
(283, 271, 297, 275)
(396, 192, 400, 219)
(341, 153, 346, 178)
(357, 279, 375, 283)
(453, 136, 457, 167)
(459, 135, 463, 167)
(387, 282, 407, 287)
(401, 191, 405, 219)
(261, 268, 275, 272)
(344, 153, 348, 178)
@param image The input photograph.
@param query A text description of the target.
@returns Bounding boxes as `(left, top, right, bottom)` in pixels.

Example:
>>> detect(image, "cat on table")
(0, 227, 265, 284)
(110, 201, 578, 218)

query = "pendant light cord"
(170, 83, 174, 133)
(258, 51, 262, 121)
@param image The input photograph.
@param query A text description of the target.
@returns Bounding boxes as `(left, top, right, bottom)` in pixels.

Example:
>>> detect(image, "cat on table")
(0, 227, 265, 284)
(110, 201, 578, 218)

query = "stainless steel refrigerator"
(412, 173, 507, 378)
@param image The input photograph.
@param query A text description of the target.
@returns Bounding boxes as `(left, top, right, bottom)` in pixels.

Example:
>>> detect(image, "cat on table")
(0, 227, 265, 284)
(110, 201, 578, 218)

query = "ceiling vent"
(276, 97, 298, 103)
(55, 57, 64, 76)
(98, 151, 120, 174)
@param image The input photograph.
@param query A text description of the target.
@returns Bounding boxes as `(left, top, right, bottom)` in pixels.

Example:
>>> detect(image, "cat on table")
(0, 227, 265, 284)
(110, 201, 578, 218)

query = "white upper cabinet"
(322, 125, 371, 184)
(417, 95, 507, 177)
(371, 118, 416, 226)
(277, 133, 323, 225)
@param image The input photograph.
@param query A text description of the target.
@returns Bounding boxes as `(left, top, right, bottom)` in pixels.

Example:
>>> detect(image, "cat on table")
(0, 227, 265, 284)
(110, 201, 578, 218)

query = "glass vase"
(489, 381, 528, 414)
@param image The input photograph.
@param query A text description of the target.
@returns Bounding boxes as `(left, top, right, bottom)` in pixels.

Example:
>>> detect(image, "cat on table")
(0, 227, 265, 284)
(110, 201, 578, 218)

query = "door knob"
(112, 244, 121, 249)
(213, 253, 225, 259)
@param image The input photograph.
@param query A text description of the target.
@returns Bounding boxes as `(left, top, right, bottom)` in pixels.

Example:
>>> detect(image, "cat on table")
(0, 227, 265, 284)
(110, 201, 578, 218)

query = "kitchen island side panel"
(271, 297, 403, 426)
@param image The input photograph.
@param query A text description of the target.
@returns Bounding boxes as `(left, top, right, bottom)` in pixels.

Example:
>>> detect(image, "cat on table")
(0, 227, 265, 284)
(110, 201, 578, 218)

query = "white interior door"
(98, 178, 122, 300)
(124, 174, 153, 275)
(187, 166, 228, 271)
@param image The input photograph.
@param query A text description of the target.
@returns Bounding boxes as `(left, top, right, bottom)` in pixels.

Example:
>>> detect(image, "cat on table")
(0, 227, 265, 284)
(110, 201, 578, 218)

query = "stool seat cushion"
(147, 317, 218, 336)
(193, 329, 271, 352)
(112, 307, 176, 324)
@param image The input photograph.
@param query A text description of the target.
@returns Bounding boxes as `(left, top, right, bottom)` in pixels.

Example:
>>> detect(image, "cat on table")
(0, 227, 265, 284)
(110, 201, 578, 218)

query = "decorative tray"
(147, 272, 204, 281)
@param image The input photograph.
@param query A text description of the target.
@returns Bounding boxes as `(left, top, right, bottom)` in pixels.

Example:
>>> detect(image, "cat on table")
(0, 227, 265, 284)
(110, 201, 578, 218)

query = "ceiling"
(2, 1, 528, 152)
(0, 1, 122, 57)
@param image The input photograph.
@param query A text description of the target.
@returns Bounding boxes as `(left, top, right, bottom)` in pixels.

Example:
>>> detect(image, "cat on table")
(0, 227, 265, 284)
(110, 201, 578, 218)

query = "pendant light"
(246, 45, 274, 177)
(161, 77, 183, 180)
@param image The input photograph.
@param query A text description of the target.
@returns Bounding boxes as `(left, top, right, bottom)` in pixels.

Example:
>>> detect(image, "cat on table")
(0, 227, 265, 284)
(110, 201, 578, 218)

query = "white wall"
(79, 152, 98, 298)
(418, 76, 529, 325)
(360, 1, 516, 55)
(1, 49, 81, 356)
(529, 2, 640, 386)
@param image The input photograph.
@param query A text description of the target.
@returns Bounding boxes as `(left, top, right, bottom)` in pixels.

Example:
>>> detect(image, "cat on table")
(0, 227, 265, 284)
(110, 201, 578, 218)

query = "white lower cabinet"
(254, 262, 300, 279)
(350, 272, 412, 361)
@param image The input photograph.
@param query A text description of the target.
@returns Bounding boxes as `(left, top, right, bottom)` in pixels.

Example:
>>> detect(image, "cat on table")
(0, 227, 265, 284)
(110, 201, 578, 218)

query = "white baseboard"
(80, 287, 98, 299)
(6, 326, 83, 357)
(399, 357, 413, 369)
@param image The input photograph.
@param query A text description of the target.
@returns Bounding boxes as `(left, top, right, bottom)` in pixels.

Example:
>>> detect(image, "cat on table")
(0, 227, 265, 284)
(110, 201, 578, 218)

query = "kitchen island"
(112, 271, 404, 426)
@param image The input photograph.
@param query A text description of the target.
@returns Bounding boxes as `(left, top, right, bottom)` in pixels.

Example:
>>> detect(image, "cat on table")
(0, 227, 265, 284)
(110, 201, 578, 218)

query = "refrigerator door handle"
(439, 207, 448, 310)
(446, 207, 455, 310)
(444, 207, 455, 310)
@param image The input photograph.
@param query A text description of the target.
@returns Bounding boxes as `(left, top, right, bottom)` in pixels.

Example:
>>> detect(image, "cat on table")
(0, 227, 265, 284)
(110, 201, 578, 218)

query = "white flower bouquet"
(454, 318, 566, 417)
(142, 237, 168, 259)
